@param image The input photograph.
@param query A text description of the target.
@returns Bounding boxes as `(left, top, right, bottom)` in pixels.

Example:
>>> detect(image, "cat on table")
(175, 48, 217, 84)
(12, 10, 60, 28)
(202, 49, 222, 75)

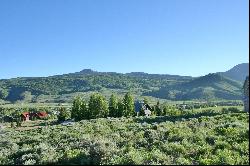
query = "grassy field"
(0, 106, 248, 165)
(2, 120, 55, 131)
(192, 105, 244, 112)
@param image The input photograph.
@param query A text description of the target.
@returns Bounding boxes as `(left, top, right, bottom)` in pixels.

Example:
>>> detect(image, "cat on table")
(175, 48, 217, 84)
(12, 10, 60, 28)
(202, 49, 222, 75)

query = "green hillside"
(145, 73, 243, 100)
(218, 63, 249, 82)
(0, 71, 244, 103)
(0, 71, 190, 103)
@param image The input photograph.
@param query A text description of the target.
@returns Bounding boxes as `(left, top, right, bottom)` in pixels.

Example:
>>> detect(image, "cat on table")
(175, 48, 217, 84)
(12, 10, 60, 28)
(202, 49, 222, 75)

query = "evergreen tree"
(71, 96, 88, 121)
(162, 104, 169, 116)
(109, 94, 118, 117)
(0, 88, 8, 100)
(71, 96, 81, 120)
(88, 93, 109, 119)
(122, 92, 135, 117)
(57, 107, 70, 122)
(117, 100, 124, 117)
(155, 101, 162, 116)
(12, 110, 22, 127)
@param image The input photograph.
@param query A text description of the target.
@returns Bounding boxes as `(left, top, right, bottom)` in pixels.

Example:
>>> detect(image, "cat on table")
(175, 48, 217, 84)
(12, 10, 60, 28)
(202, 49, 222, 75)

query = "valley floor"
(0, 107, 248, 165)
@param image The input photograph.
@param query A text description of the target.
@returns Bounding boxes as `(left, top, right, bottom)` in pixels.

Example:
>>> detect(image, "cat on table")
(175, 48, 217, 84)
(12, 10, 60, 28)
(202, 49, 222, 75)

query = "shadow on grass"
(48, 153, 92, 165)
(46, 150, 103, 165)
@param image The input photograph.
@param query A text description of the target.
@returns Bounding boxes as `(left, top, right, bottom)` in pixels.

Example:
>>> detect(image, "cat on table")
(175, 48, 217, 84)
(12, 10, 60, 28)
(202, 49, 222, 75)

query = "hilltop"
(218, 63, 249, 82)
(145, 73, 243, 100)
(0, 63, 248, 103)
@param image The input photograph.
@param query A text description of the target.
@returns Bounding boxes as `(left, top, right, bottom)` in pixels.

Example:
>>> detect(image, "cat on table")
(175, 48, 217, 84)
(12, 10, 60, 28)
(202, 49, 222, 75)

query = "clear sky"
(0, 0, 249, 79)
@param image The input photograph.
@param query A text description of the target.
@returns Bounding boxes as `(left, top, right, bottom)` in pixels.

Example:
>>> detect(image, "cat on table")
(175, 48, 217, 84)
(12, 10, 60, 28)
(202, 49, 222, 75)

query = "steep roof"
(21, 112, 29, 116)
(37, 112, 48, 117)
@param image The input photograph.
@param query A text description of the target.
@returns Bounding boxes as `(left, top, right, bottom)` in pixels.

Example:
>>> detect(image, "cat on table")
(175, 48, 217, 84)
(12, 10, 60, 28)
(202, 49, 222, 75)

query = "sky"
(0, 0, 249, 79)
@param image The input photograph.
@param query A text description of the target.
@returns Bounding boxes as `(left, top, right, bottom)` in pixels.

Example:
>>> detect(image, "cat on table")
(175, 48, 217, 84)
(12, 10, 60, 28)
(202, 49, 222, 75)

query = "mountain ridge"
(0, 63, 248, 102)
(144, 73, 243, 100)
(1, 62, 248, 80)
(217, 63, 249, 82)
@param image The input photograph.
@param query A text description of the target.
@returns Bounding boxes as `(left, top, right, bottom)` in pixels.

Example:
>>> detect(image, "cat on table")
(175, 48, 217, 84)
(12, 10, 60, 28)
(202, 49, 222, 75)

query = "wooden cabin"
(37, 112, 48, 118)
(21, 112, 30, 121)
(21, 111, 48, 121)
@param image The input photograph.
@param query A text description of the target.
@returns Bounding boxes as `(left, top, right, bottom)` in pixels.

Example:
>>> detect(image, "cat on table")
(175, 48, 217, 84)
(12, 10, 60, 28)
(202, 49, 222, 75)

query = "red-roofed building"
(21, 112, 48, 121)
(21, 112, 30, 121)
(37, 112, 48, 118)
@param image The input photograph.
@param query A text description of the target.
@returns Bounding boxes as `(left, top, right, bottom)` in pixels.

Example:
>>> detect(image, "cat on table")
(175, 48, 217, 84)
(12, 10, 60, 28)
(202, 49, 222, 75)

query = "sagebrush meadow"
(0, 0, 249, 165)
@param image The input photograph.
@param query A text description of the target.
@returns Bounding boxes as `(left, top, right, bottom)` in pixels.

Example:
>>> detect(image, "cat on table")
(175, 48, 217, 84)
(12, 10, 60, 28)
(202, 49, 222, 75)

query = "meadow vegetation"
(0, 91, 248, 165)
(0, 107, 248, 165)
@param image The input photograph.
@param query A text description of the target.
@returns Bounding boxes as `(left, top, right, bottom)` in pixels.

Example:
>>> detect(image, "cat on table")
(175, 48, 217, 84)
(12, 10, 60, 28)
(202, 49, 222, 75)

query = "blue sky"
(0, 0, 248, 79)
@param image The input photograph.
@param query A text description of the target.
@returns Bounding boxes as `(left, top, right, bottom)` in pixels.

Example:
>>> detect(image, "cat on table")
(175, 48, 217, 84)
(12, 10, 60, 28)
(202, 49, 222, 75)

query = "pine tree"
(12, 110, 22, 127)
(88, 93, 109, 119)
(117, 100, 124, 117)
(0, 88, 8, 100)
(71, 96, 81, 120)
(122, 92, 135, 117)
(155, 101, 162, 116)
(109, 94, 118, 117)
(71, 96, 88, 121)
(162, 104, 169, 116)
(57, 107, 70, 122)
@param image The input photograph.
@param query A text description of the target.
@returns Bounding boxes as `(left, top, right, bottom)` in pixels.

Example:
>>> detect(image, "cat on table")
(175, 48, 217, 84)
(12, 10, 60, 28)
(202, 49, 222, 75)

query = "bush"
(57, 107, 70, 122)
(0, 112, 248, 165)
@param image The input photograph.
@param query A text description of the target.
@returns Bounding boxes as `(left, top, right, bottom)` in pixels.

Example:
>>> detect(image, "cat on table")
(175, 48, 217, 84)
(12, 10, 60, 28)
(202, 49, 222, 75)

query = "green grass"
(0, 108, 248, 165)
(192, 105, 244, 112)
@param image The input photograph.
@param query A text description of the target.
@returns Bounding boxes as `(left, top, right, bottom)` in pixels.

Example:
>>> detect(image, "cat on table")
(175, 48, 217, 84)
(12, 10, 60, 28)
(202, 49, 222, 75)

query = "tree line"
(58, 92, 135, 121)
(57, 92, 180, 122)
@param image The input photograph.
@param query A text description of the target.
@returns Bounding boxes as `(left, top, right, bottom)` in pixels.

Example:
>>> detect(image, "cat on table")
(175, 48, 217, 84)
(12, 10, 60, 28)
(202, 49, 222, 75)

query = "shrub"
(57, 107, 70, 122)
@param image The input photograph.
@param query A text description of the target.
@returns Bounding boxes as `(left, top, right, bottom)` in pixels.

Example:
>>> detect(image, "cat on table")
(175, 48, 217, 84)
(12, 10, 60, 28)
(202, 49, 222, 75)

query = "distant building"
(21, 112, 48, 121)
(144, 107, 151, 117)
(142, 103, 152, 116)
(135, 100, 152, 116)
(36, 112, 48, 119)
(21, 112, 30, 121)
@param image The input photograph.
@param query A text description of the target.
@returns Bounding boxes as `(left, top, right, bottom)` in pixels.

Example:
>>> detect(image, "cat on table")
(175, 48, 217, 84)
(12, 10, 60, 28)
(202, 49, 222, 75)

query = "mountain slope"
(0, 68, 246, 102)
(218, 63, 249, 82)
(0, 70, 192, 102)
(145, 73, 243, 100)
